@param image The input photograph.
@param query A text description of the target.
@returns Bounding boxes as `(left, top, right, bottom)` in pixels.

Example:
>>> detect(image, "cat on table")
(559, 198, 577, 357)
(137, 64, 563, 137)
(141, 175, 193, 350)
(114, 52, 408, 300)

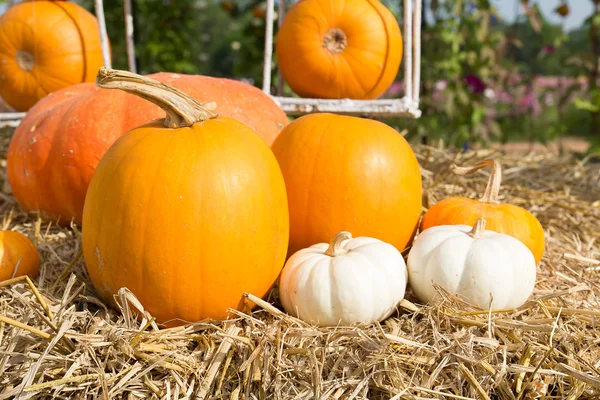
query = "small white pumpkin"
(278, 231, 408, 326)
(407, 218, 537, 310)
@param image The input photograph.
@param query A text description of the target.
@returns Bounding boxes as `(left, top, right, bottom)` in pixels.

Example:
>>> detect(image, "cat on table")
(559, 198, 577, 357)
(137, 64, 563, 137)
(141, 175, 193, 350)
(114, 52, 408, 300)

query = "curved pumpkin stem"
(324, 232, 352, 257)
(96, 67, 218, 129)
(467, 218, 487, 239)
(451, 159, 502, 203)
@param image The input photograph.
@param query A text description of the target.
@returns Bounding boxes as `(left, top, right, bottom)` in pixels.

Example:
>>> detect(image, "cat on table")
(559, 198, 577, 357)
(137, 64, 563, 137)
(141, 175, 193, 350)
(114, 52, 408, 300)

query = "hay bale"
(0, 141, 599, 399)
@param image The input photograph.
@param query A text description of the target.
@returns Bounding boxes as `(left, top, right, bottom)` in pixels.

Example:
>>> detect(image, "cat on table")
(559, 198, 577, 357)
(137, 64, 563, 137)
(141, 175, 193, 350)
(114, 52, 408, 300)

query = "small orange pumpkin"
(271, 113, 422, 256)
(0, 0, 106, 111)
(82, 68, 289, 326)
(0, 231, 40, 282)
(420, 160, 545, 264)
(275, 0, 402, 100)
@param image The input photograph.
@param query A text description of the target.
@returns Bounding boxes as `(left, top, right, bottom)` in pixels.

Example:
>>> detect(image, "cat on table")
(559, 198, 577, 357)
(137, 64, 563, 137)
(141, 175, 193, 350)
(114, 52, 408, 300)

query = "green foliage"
(78, 0, 266, 78)
(505, 9, 578, 76)
(390, 0, 503, 146)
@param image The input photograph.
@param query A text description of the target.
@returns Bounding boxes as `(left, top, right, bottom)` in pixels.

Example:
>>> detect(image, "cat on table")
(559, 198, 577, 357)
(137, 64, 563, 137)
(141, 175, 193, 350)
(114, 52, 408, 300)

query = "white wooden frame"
(0, 0, 420, 128)
(262, 0, 422, 118)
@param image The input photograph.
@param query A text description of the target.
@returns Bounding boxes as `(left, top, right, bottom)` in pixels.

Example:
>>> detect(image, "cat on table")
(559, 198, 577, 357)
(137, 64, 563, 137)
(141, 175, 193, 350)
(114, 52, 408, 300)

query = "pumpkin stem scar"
(467, 218, 487, 239)
(16, 50, 35, 72)
(325, 231, 352, 257)
(450, 159, 502, 203)
(323, 28, 348, 54)
(95, 67, 219, 128)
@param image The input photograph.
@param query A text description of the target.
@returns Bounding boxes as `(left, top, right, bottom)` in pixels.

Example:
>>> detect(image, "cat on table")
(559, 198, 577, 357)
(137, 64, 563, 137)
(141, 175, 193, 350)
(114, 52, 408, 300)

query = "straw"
(0, 143, 599, 399)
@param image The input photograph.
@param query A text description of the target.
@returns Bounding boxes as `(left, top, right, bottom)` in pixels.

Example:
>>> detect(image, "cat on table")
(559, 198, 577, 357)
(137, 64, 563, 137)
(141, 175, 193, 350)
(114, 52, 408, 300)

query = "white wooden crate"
(0, 0, 421, 127)
(262, 0, 422, 118)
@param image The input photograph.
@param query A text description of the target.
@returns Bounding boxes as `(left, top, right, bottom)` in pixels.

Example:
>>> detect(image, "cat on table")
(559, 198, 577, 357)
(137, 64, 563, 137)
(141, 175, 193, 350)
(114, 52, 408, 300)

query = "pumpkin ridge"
(90, 129, 160, 300)
(15, 91, 89, 216)
(434, 235, 470, 294)
(362, 0, 399, 99)
(305, 256, 329, 318)
(48, 1, 89, 84)
(17, 8, 77, 97)
(0, 18, 28, 56)
(138, 130, 183, 320)
(340, 52, 371, 94)
(302, 119, 329, 249)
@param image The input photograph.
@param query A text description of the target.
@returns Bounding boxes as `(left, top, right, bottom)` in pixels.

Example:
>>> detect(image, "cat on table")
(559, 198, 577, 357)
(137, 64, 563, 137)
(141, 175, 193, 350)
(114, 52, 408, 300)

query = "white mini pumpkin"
(407, 218, 537, 310)
(278, 231, 408, 326)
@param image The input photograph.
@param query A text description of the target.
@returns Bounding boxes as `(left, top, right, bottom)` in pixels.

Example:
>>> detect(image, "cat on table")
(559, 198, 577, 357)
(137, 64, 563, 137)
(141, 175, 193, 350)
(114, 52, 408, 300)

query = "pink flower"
(382, 81, 403, 98)
(540, 45, 556, 56)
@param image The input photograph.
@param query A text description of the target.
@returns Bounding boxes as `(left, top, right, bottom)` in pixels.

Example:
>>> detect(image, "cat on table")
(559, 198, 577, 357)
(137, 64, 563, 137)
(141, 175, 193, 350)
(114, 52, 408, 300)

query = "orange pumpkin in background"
(420, 160, 546, 264)
(82, 68, 289, 326)
(0, 231, 40, 282)
(7, 72, 289, 226)
(0, 0, 106, 111)
(271, 113, 422, 256)
(275, 0, 403, 100)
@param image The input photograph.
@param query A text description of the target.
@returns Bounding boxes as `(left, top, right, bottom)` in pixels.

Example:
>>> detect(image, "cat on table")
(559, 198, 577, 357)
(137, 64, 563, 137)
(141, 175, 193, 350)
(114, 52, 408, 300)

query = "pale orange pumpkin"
(420, 160, 545, 264)
(275, 0, 403, 100)
(0, 0, 106, 111)
(271, 113, 422, 256)
(82, 68, 289, 326)
(0, 231, 40, 282)
(7, 72, 289, 226)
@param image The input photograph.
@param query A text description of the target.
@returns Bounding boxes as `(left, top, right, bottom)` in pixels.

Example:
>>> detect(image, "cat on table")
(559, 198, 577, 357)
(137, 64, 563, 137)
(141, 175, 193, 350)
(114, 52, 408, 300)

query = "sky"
(493, 0, 593, 31)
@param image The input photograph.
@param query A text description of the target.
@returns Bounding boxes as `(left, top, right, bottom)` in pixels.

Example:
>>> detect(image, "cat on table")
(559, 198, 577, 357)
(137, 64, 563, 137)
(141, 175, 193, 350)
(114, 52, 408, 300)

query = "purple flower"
(540, 45, 556, 55)
(464, 74, 486, 94)
(520, 92, 541, 116)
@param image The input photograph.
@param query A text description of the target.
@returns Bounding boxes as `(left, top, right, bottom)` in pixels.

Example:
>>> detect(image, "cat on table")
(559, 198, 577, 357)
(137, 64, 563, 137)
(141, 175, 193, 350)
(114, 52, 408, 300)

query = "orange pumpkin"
(7, 72, 289, 226)
(0, 0, 106, 111)
(82, 68, 289, 326)
(0, 231, 40, 282)
(275, 0, 403, 100)
(420, 160, 545, 264)
(271, 113, 422, 256)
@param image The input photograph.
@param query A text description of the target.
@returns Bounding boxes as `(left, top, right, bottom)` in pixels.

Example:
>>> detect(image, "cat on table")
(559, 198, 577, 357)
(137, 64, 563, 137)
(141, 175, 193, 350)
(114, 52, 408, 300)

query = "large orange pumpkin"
(420, 160, 545, 264)
(7, 72, 289, 226)
(82, 68, 289, 326)
(0, 231, 40, 282)
(0, 0, 106, 111)
(271, 113, 422, 256)
(275, 0, 402, 100)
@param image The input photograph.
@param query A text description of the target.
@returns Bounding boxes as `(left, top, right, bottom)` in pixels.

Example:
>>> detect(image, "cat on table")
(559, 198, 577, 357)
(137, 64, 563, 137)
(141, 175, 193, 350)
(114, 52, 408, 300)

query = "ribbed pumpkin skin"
(7, 73, 289, 225)
(0, 0, 105, 111)
(82, 118, 289, 325)
(275, 0, 402, 99)
(0, 231, 40, 282)
(271, 113, 422, 256)
(420, 198, 545, 264)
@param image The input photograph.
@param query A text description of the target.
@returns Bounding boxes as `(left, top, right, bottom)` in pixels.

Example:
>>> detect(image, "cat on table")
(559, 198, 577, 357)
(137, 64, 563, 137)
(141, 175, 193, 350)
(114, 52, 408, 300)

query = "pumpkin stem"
(451, 160, 502, 203)
(467, 218, 487, 239)
(324, 231, 352, 257)
(16, 50, 35, 72)
(323, 29, 348, 54)
(95, 67, 218, 129)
